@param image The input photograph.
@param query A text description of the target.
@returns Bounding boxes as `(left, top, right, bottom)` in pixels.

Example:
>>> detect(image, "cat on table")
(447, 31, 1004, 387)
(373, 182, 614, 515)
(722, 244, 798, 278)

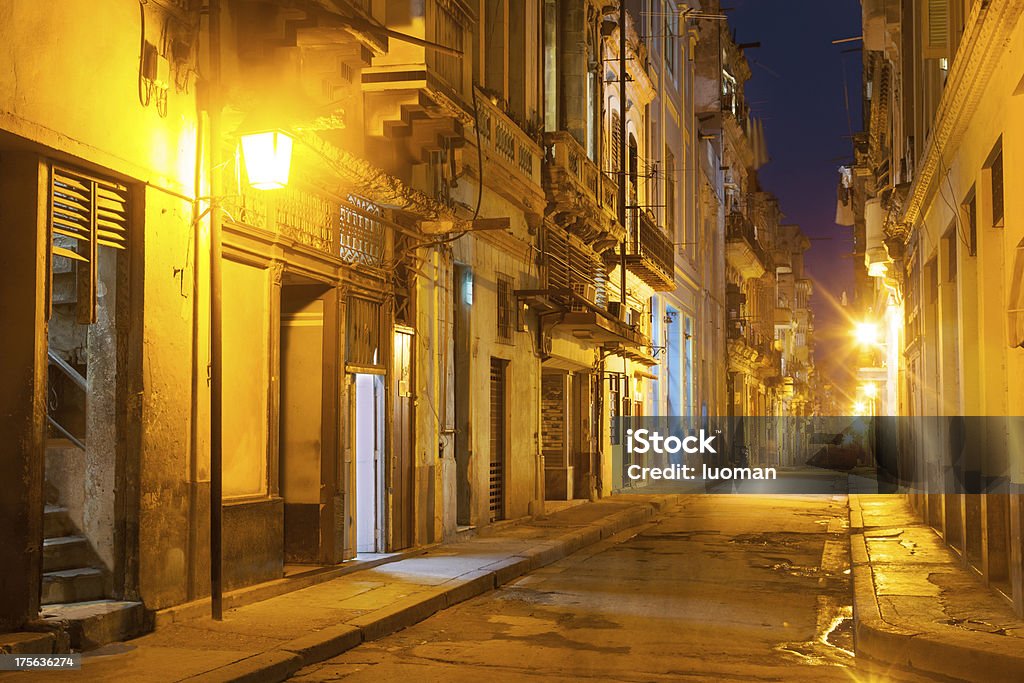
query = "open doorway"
(354, 374, 385, 554)
(44, 167, 131, 607)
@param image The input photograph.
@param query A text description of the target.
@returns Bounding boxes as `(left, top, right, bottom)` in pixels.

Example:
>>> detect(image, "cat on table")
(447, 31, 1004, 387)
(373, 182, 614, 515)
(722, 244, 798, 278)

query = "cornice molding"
(900, 0, 1024, 232)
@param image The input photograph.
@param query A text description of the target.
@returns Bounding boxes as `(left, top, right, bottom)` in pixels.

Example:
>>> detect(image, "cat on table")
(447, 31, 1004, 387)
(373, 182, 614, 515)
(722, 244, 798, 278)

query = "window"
(943, 228, 957, 283)
(628, 133, 639, 190)
(665, 146, 676, 239)
(611, 110, 622, 177)
(49, 166, 129, 324)
(665, 5, 677, 76)
(496, 272, 515, 343)
(347, 296, 384, 366)
(963, 186, 977, 256)
(991, 149, 1004, 227)
(922, 0, 949, 59)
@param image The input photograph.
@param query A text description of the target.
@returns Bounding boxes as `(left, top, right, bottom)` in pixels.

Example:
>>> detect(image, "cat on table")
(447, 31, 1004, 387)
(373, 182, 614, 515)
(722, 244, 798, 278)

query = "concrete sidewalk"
(7, 494, 680, 682)
(850, 495, 1024, 682)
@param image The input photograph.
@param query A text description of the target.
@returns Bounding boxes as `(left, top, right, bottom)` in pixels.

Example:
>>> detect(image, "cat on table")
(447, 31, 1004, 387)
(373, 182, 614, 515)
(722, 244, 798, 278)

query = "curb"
(849, 495, 1024, 682)
(191, 495, 681, 682)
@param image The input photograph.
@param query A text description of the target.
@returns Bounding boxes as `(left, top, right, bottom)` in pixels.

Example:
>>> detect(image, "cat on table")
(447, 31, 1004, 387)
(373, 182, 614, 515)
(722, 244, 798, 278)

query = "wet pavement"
(292, 492, 856, 682)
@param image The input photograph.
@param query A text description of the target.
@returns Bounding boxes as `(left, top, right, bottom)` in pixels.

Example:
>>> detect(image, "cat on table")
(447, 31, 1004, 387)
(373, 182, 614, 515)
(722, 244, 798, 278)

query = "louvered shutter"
(49, 167, 129, 324)
(922, 0, 949, 59)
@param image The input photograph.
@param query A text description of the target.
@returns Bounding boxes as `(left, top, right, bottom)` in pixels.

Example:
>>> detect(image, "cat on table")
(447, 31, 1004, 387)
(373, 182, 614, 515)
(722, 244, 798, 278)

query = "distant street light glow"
(861, 382, 878, 398)
(853, 321, 881, 347)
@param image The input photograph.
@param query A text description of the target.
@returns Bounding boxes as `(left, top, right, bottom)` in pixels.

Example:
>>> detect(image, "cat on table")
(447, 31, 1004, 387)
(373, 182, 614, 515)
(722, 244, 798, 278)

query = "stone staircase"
(42, 504, 107, 604)
(40, 469, 148, 650)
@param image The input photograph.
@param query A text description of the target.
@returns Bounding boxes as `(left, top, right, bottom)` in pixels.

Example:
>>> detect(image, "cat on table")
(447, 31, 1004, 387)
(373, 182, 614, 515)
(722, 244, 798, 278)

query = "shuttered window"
(991, 150, 1004, 227)
(923, 0, 949, 59)
(347, 296, 385, 367)
(49, 166, 129, 324)
(496, 273, 514, 344)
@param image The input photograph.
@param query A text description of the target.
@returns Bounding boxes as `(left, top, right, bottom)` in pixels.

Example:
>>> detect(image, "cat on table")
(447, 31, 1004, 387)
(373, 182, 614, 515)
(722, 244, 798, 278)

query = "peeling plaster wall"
(0, 0, 207, 611)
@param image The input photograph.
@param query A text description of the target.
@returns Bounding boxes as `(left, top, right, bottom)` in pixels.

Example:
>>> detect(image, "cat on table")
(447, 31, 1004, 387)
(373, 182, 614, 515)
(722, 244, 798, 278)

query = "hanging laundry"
(835, 166, 855, 226)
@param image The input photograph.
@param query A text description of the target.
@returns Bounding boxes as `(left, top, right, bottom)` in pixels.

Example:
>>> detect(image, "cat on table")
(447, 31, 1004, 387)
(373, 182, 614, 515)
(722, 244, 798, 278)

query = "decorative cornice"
(900, 0, 1024, 231)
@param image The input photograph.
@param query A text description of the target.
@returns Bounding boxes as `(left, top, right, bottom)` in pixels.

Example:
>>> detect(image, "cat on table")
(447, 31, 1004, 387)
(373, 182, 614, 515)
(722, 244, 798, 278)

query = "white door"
(354, 374, 384, 553)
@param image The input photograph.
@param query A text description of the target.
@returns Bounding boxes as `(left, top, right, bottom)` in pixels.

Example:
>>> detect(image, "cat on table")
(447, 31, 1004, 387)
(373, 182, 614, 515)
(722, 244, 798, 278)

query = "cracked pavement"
(291, 492, 854, 682)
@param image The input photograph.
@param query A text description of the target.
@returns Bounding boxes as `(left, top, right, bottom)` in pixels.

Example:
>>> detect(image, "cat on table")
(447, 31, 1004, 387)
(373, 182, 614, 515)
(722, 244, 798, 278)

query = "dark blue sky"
(726, 0, 863, 384)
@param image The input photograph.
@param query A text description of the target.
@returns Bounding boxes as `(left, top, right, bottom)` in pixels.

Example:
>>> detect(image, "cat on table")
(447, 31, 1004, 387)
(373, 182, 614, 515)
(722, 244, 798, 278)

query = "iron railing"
(47, 350, 86, 451)
(726, 212, 769, 268)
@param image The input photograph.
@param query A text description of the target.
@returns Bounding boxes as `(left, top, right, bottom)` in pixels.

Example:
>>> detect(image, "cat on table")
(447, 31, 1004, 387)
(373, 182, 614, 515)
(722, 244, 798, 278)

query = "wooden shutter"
(489, 358, 507, 522)
(49, 166, 129, 324)
(922, 0, 949, 59)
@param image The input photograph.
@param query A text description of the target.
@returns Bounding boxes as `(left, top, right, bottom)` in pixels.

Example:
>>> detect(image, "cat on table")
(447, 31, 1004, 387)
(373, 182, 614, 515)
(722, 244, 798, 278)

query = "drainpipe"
(208, 0, 224, 622)
(618, 1, 627, 307)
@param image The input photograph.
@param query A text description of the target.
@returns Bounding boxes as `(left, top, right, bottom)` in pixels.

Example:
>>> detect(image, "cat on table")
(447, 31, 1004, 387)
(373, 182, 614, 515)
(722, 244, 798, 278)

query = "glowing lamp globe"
(853, 321, 881, 347)
(241, 130, 293, 190)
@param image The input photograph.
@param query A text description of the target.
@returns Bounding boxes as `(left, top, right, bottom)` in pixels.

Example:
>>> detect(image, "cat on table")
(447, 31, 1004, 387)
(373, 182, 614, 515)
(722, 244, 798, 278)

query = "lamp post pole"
(208, 0, 224, 622)
(618, 1, 628, 308)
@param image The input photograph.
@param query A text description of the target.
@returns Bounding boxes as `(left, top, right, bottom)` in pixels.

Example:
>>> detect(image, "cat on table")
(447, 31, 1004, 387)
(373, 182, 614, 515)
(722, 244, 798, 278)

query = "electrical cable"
(138, 0, 152, 107)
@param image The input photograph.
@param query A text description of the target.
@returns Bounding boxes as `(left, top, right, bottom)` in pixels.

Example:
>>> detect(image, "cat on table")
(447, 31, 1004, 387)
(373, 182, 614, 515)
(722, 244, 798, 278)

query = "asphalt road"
(291, 491, 856, 682)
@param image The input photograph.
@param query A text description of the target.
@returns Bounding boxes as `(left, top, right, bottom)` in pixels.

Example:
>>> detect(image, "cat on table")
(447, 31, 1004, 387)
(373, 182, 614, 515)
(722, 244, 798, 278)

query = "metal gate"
(489, 358, 507, 522)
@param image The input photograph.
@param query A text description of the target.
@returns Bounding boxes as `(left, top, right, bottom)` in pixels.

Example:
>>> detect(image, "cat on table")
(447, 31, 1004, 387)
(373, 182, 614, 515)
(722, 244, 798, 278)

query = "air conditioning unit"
(571, 283, 597, 311)
(607, 301, 628, 322)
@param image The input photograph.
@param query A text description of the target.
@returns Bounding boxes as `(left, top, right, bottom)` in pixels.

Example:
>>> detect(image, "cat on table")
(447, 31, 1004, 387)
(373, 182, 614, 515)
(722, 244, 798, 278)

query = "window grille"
(496, 273, 515, 344)
(340, 195, 386, 267)
(49, 166, 129, 324)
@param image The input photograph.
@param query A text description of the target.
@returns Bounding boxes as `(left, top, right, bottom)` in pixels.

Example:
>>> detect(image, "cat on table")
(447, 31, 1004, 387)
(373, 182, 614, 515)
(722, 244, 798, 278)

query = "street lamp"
(853, 321, 881, 347)
(861, 382, 878, 399)
(240, 130, 294, 190)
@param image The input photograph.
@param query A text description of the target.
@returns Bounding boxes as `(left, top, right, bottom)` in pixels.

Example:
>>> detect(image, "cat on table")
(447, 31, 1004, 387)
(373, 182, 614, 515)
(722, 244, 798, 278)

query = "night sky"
(725, 0, 863, 387)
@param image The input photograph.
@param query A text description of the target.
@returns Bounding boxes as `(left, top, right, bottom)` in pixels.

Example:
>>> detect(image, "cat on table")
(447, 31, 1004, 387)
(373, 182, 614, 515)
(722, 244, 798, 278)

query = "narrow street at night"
(3, 0, 1024, 680)
(291, 494, 854, 682)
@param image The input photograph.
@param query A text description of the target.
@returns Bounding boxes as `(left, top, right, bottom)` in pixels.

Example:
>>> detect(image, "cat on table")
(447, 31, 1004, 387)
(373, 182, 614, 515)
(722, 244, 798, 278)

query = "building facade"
(849, 0, 1024, 614)
(0, 0, 818, 641)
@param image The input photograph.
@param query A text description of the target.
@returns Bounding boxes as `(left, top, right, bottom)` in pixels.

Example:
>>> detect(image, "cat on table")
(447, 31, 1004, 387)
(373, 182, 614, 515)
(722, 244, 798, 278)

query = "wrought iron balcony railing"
(610, 209, 675, 291)
(725, 212, 769, 279)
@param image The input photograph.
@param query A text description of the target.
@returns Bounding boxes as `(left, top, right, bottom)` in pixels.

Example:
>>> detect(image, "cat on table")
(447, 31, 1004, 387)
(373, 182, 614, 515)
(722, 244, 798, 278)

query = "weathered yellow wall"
(0, 0, 207, 608)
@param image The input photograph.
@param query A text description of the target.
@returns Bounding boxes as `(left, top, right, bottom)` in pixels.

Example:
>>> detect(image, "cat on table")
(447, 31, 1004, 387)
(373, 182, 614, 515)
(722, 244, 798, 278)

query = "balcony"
(361, 1, 473, 163)
(474, 95, 544, 215)
(542, 131, 624, 248)
(775, 306, 794, 326)
(228, 186, 387, 269)
(726, 212, 768, 280)
(606, 210, 675, 291)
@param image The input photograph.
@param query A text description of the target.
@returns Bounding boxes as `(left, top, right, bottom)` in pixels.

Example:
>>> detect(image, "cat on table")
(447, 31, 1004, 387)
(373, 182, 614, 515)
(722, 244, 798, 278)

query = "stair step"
(43, 505, 75, 538)
(40, 600, 148, 651)
(42, 567, 106, 605)
(43, 535, 93, 572)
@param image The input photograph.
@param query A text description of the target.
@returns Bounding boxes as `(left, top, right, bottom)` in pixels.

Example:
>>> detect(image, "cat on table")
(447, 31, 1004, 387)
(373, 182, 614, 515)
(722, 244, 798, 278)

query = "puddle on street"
(776, 600, 854, 667)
